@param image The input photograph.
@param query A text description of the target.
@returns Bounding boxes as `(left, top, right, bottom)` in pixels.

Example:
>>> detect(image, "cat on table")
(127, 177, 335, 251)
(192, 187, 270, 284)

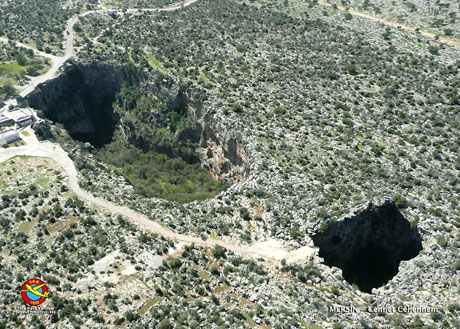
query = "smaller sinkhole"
(312, 200, 423, 293)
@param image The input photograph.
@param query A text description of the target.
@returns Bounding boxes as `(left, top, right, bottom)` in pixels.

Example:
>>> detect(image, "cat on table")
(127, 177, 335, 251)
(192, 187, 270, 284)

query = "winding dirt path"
(3, 0, 454, 264)
(318, 0, 460, 47)
(0, 141, 316, 263)
(0, 0, 317, 264)
(0, 0, 200, 111)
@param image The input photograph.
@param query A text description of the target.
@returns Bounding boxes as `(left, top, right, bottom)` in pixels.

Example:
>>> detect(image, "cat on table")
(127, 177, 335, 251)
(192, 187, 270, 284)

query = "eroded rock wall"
(27, 62, 248, 182)
(27, 63, 140, 146)
(199, 121, 248, 183)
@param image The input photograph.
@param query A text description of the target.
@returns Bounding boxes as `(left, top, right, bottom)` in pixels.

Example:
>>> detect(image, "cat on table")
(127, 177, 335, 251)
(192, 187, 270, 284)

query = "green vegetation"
(0, 42, 51, 95)
(146, 53, 170, 73)
(85, 85, 229, 203)
(392, 193, 408, 209)
(114, 86, 201, 163)
(31, 73, 230, 203)
(309, 324, 324, 329)
(0, 80, 16, 98)
(0, 62, 22, 74)
(94, 130, 228, 203)
(0, 0, 73, 53)
(280, 261, 323, 283)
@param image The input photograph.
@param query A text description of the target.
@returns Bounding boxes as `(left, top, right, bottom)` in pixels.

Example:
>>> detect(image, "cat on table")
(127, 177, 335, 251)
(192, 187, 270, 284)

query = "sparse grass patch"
(17, 217, 38, 234)
(146, 53, 170, 73)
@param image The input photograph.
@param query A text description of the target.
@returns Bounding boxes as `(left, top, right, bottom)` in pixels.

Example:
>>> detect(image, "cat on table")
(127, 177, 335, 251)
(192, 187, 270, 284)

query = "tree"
(392, 194, 408, 209)
(212, 245, 227, 259)
(428, 46, 439, 55)
(0, 81, 16, 98)
(158, 319, 173, 329)
(443, 28, 453, 36)
(15, 53, 27, 66)
(345, 63, 357, 75)
(210, 265, 219, 275)
(430, 311, 442, 322)
(436, 235, 447, 248)
(290, 224, 301, 240)
(239, 207, 250, 221)
(318, 221, 328, 234)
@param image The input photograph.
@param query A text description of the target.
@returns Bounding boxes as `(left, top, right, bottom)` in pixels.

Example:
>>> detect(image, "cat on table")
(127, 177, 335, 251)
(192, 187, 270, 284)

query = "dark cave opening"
(312, 201, 423, 293)
(60, 88, 117, 148)
(27, 64, 139, 148)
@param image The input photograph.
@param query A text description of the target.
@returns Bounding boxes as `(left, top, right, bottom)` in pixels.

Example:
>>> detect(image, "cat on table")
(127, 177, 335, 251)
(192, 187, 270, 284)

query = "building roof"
(0, 128, 19, 138)
(0, 115, 11, 124)
(17, 116, 33, 122)
(5, 108, 34, 122)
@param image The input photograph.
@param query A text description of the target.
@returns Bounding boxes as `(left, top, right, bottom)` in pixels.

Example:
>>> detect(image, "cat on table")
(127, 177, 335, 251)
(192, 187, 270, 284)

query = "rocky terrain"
(0, 0, 459, 328)
(70, 0, 460, 327)
(1, 157, 458, 329)
(327, 0, 460, 39)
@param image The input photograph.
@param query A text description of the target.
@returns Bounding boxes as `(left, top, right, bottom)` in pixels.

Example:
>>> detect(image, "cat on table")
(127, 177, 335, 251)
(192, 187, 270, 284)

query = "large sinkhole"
(312, 201, 422, 293)
(26, 63, 240, 202)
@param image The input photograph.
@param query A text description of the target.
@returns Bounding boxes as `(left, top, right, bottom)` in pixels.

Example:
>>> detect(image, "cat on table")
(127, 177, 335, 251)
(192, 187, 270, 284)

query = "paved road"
(318, 0, 460, 47)
(0, 37, 63, 109)
(0, 141, 316, 263)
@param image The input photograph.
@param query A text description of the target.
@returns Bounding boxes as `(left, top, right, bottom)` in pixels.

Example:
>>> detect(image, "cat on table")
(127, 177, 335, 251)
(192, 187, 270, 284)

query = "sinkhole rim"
(312, 200, 423, 293)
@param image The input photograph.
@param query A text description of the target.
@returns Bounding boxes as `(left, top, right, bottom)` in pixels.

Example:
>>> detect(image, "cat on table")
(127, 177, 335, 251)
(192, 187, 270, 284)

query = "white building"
(5, 108, 37, 127)
(0, 129, 20, 145)
(0, 115, 12, 127)
(107, 9, 119, 18)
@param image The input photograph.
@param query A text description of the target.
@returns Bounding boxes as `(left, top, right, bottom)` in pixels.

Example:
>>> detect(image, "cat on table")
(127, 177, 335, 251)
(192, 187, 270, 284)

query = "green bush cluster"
(94, 129, 228, 203)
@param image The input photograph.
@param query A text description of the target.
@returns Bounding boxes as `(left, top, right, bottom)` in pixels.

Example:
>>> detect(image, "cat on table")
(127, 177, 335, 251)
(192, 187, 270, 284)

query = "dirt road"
(0, 0, 315, 264)
(0, 0, 201, 111)
(318, 0, 460, 47)
(0, 140, 316, 263)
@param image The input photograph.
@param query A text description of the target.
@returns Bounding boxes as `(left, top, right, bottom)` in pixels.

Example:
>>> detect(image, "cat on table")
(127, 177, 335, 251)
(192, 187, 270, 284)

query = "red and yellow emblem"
(21, 278, 50, 306)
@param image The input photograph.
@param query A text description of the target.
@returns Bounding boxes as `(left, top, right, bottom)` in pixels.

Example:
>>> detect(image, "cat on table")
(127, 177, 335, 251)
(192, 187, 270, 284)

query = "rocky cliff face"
(312, 201, 423, 293)
(27, 62, 248, 182)
(199, 121, 248, 183)
(27, 63, 140, 147)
